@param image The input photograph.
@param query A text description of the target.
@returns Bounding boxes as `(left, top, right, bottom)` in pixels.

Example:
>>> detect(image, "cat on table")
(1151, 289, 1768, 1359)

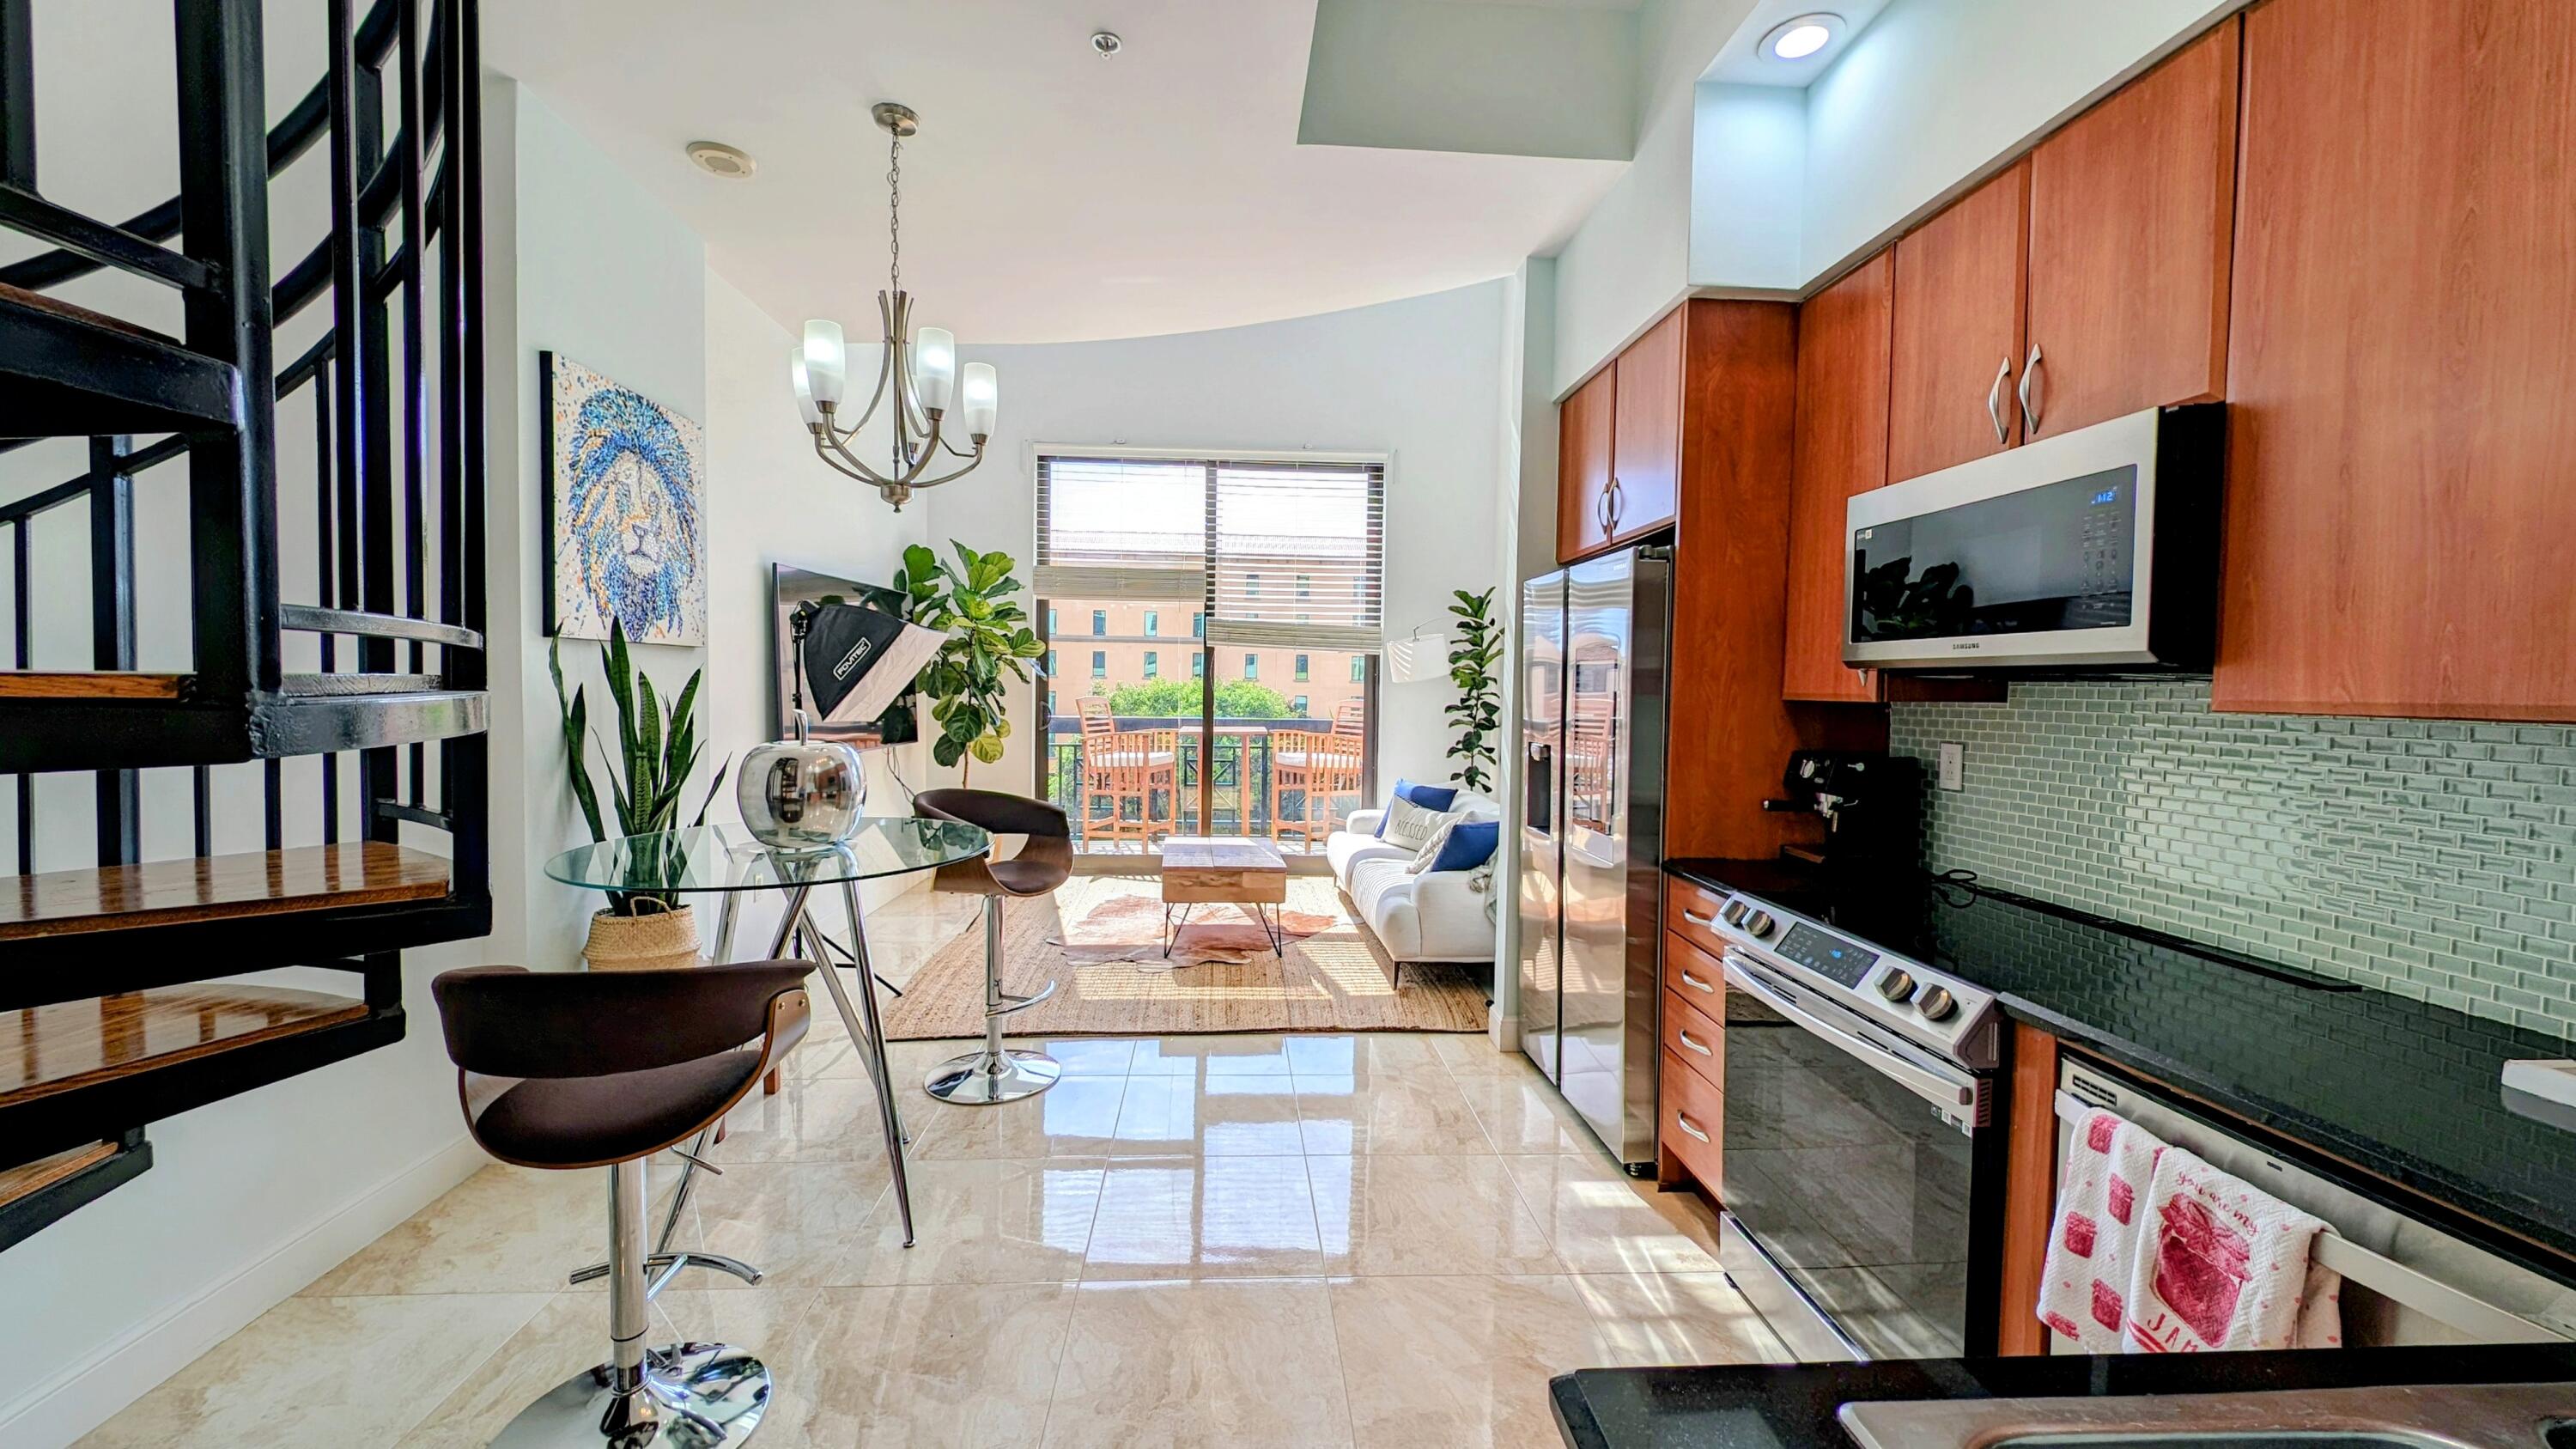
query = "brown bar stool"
(914, 788, 1072, 1103)
(432, 959, 813, 1448)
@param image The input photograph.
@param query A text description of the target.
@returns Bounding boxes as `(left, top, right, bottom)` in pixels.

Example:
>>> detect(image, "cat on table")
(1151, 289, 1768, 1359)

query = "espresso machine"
(1763, 749, 1917, 872)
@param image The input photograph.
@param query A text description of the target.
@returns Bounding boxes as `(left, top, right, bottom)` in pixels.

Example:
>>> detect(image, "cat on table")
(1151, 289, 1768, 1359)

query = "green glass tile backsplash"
(1888, 679, 2576, 1041)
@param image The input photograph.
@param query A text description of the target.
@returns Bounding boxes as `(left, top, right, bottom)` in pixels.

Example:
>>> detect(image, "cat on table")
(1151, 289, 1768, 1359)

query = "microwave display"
(1850, 464, 2138, 644)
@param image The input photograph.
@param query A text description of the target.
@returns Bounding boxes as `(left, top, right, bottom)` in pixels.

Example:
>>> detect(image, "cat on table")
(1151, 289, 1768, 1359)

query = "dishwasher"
(2052, 1056, 2576, 1348)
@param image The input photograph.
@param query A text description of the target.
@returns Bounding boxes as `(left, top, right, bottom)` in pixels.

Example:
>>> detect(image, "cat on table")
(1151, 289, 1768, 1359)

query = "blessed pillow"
(1381, 796, 1455, 852)
(1410, 818, 1499, 874)
(1374, 778, 1461, 838)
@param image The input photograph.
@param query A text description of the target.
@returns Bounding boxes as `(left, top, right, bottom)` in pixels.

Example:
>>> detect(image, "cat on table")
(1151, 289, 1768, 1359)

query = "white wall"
(1688, 82, 1804, 294)
(1797, 0, 2242, 279)
(923, 283, 1510, 803)
(1548, 88, 1695, 399)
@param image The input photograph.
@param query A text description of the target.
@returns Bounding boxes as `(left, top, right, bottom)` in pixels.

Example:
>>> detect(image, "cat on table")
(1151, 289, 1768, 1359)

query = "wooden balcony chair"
(1084, 722, 1178, 850)
(1268, 728, 1364, 851)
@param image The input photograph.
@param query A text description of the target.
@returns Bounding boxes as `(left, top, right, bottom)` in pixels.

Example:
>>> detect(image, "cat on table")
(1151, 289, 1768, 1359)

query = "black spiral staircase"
(0, 0, 490, 1249)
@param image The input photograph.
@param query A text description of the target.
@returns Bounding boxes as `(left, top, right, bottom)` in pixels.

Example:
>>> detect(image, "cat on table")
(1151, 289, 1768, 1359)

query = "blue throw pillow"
(1375, 778, 1461, 837)
(1425, 819, 1498, 874)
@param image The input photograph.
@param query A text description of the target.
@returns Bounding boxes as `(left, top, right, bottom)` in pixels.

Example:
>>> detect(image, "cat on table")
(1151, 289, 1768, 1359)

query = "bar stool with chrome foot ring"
(913, 788, 1072, 1104)
(432, 958, 814, 1447)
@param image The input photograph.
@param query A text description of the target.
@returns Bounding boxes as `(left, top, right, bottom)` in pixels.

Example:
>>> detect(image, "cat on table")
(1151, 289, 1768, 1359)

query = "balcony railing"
(1042, 715, 1369, 854)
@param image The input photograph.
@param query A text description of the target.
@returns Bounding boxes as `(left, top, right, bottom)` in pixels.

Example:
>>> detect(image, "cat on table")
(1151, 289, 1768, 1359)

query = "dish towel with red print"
(2037, 1107, 2166, 1352)
(2121, 1144, 2342, 1353)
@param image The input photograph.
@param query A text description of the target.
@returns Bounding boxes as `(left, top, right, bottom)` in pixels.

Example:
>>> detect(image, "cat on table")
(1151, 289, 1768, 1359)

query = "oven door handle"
(1722, 953, 1978, 1117)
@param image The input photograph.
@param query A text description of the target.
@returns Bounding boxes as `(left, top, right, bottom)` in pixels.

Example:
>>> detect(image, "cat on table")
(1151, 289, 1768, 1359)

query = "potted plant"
(550, 618, 729, 970)
(1444, 586, 1502, 795)
(891, 541, 1046, 782)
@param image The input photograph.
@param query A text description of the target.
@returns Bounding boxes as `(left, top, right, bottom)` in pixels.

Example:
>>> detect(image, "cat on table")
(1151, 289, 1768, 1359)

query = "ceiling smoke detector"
(1090, 30, 1123, 58)
(685, 140, 757, 180)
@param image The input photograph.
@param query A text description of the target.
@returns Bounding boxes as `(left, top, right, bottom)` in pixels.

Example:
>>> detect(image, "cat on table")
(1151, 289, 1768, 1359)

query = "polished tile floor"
(78, 885, 1787, 1449)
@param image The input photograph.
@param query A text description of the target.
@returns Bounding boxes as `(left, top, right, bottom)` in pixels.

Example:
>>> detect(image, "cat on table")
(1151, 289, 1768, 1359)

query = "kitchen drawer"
(1662, 986, 1724, 1092)
(1663, 928, 1727, 1014)
(1660, 1048, 1723, 1197)
(1665, 880, 1729, 961)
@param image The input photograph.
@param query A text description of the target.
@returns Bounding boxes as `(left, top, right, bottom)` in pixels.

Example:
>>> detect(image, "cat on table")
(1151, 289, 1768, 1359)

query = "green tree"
(1097, 678, 1297, 719)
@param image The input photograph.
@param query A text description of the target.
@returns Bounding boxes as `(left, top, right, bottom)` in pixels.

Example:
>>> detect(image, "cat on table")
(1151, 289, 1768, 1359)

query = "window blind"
(1035, 453, 1386, 652)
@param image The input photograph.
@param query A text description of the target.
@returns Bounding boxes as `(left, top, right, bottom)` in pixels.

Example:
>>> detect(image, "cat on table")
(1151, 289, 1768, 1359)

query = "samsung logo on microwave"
(1952, 642, 1981, 651)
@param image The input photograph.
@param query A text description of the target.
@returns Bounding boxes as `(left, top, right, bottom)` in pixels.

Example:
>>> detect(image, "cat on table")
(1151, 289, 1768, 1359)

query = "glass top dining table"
(541, 819, 990, 896)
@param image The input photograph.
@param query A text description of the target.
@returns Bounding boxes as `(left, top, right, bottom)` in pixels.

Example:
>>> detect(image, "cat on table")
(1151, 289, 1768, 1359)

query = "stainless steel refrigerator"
(1517, 546, 1671, 1172)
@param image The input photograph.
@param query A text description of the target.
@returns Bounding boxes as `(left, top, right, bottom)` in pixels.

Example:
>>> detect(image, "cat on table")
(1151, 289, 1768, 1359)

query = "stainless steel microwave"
(1844, 404, 2224, 673)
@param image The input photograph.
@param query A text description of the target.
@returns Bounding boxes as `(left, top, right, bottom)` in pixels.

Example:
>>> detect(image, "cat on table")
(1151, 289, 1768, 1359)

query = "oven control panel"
(1708, 891, 1999, 1068)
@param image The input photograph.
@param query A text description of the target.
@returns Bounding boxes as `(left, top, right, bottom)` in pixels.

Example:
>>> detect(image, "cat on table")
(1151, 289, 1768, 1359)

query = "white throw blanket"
(2123, 1144, 2343, 1352)
(2038, 1107, 2167, 1352)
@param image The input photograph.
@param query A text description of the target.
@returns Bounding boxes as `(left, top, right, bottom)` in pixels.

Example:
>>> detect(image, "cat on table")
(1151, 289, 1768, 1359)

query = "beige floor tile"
(911, 1074, 1130, 1158)
(1130, 1032, 1296, 1076)
(1044, 1278, 1354, 1449)
(1293, 1072, 1494, 1154)
(707, 1073, 899, 1163)
(1328, 1274, 1610, 1449)
(675, 1157, 894, 1292)
(1280, 1032, 1446, 1079)
(301, 1163, 607, 1297)
(835, 1157, 1105, 1286)
(1082, 1155, 1325, 1279)
(1110, 1073, 1306, 1156)
(1429, 1032, 1536, 1076)
(76, 1293, 550, 1449)
(1013, 1035, 1143, 1076)
(1500, 1154, 1722, 1275)
(1571, 1271, 1791, 1367)
(763, 1282, 1077, 1448)
(402, 1288, 811, 1449)
(1455, 1073, 1595, 1154)
(1309, 1154, 1563, 1276)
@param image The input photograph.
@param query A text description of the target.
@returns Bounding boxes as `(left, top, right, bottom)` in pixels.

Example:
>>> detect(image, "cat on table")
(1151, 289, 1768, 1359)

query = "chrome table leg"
(835, 876, 914, 1247)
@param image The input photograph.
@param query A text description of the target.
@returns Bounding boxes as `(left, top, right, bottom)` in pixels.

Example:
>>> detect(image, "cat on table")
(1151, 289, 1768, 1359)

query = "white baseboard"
(1, 1132, 489, 1449)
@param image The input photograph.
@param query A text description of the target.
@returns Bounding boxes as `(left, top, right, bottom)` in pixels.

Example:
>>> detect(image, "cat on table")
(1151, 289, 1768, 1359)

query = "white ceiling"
(484, 1, 1630, 344)
(1698, 0, 1894, 86)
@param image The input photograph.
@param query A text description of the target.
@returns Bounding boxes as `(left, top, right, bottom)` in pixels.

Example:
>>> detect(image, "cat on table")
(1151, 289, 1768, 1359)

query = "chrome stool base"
(926, 1047, 1062, 1105)
(490, 1342, 771, 1448)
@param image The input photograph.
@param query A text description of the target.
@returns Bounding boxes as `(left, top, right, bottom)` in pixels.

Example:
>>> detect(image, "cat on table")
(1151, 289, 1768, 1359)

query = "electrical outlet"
(1937, 741, 1965, 792)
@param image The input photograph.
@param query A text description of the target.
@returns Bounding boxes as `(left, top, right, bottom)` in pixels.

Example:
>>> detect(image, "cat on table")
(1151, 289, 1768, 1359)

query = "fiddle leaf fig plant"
(894, 540, 1046, 780)
(1443, 586, 1503, 795)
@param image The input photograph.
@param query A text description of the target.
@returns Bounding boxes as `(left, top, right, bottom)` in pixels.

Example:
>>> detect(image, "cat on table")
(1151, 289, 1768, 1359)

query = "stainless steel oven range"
(1698, 887, 2009, 1361)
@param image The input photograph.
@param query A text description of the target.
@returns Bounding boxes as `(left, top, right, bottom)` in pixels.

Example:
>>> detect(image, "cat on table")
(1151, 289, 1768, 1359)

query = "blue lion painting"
(546, 355, 707, 644)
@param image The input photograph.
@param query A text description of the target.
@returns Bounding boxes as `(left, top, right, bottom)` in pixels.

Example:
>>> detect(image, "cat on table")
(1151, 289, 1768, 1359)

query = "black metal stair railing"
(0, 0, 494, 1248)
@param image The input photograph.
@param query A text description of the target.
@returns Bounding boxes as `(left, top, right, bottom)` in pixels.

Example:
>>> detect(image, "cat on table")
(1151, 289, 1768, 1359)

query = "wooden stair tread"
(0, 842, 449, 942)
(3, 985, 372, 1109)
(0, 1142, 119, 1209)
(0, 673, 189, 699)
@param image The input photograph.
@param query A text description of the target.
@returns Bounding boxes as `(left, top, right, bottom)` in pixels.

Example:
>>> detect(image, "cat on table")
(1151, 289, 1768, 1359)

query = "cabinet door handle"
(2019, 343, 2044, 435)
(1677, 1028, 1714, 1057)
(1607, 478, 1623, 531)
(1987, 356, 2012, 444)
(1681, 909, 1716, 928)
(1678, 969, 1716, 995)
(1596, 489, 1612, 533)
(1674, 1112, 1711, 1143)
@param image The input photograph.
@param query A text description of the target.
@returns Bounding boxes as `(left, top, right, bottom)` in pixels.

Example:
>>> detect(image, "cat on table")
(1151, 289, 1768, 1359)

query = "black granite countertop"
(1665, 857, 2576, 1267)
(1552, 1341, 2576, 1449)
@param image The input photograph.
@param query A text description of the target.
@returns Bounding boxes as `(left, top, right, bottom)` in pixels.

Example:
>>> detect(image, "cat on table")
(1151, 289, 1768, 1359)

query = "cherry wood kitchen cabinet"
(1606, 307, 1684, 548)
(1887, 161, 2030, 484)
(1556, 366, 1616, 563)
(2022, 18, 2240, 441)
(1784, 254, 1893, 703)
(2214, 0, 2576, 721)
(1997, 1022, 2063, 1356)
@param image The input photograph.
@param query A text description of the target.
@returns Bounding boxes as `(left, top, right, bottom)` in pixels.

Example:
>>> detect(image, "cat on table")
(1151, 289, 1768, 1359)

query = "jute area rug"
(877, 874, 1490, 1039)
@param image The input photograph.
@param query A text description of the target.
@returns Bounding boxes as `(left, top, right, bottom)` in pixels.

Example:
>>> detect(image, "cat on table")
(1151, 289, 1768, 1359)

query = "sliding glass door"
(1035, 454, 1384, 855)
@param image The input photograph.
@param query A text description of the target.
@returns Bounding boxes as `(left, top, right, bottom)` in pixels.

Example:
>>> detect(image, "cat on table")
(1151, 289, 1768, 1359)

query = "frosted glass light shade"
(801, 319, 847, 407)
(912, 326, 956, 411)
(790, 348, 823, 427)
(960, 362, 998, 438)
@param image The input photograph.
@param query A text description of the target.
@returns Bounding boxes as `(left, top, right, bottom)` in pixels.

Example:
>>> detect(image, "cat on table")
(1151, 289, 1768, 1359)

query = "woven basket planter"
(583, 898, 702, 972)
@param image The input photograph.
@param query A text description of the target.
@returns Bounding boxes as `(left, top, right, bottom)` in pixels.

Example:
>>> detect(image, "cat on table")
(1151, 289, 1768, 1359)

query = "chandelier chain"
(887, 128, 902, 296)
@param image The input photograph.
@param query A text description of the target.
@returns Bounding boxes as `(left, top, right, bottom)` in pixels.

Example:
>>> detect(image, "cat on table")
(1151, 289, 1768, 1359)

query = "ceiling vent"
(685, 140, 757, 180)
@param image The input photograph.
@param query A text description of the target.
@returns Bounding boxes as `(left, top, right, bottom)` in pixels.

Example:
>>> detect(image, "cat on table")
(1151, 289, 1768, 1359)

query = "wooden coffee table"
(1157, 836, 1289, 958)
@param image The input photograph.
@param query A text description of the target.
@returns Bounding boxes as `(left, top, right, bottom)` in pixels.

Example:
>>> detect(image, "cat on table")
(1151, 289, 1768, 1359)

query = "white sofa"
(1327, 790, 1502, 977)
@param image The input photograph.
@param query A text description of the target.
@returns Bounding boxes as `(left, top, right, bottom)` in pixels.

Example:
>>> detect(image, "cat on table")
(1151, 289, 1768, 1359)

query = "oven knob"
(1720, 899, 1749, 927)
(1877, 968, 1917, 1003)
(1742, 910, 1776, 939)
(1917, 985, 1959, 1021)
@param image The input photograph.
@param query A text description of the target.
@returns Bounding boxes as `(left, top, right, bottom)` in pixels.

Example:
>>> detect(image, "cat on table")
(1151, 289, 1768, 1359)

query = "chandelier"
(790, 101, 998, 512)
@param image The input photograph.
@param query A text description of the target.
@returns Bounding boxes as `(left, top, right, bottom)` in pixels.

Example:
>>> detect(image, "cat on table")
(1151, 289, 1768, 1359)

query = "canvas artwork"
(544, 352, 708, 643)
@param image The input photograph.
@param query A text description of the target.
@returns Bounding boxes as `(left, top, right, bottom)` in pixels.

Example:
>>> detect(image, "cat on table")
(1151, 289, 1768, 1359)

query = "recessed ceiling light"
(684, 140, 756, 180)
(1762, 12, 1844, 62)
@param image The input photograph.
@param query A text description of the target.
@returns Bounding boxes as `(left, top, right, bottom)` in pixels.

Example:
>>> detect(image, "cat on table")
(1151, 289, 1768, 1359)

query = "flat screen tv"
(770, 562, 918, 746)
